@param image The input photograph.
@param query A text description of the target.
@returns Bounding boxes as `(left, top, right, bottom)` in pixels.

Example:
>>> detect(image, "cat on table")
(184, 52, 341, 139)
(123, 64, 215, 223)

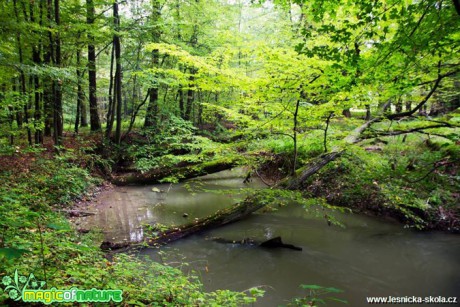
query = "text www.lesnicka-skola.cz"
(366, 296, 457, 304)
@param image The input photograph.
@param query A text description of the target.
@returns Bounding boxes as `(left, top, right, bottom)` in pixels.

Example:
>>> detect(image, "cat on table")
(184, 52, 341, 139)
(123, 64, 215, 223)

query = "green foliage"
(126, 115, 243, 175)
(303, 129, 459, 230)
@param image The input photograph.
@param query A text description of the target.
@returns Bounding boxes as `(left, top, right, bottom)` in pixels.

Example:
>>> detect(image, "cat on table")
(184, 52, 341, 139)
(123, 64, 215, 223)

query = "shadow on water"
(75, 168, 460, 306)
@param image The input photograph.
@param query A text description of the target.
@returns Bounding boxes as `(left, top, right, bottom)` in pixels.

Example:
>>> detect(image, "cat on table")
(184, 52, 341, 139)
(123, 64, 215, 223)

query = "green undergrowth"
(242, 117, 459, 231)
(124, 116, 245, 171)
(304, 132, 459, 231)
(0, 148, 262, 306)
(119, 116, 252, 183)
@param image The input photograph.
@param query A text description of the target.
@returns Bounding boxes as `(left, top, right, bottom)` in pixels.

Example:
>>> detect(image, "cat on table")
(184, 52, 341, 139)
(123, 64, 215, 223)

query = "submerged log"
(210, 236, 302, 251)
(111, 157, 240, 185)
(260, 236, 302, 251)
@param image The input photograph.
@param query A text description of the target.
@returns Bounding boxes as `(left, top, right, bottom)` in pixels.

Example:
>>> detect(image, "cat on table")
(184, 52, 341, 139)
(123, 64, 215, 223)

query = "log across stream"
(72, 168, 460, 306)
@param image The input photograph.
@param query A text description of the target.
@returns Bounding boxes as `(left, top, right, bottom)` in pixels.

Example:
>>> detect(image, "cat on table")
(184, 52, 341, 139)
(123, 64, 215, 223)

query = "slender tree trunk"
(395, 96, 403, 113)
(405, 101, 412, 111)
(30, 1, 43, 144)
(178, 87, 185, 118)
(13, 0, 32, 145)
(106, 45, 115, 138)
(43, 0, 54, 137)
(323, 112, 334, 153)
(80, 97, 88, 127)
(87, 0, 101, 131)
(53, 0, 63, 145)
(144, 0, 161, 128)
(365, 104, 371, 120)
(113, 1, 122, 145)
(185, 68, 196, 121)
(75, 50, 85, 134)
(292, 99, 299, 175)
(13, 82, 23, 128)
(144, 51, 159, 128)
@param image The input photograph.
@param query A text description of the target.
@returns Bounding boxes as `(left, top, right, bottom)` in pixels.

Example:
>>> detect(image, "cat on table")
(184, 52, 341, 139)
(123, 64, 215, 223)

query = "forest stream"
(74, 169, 460, 306)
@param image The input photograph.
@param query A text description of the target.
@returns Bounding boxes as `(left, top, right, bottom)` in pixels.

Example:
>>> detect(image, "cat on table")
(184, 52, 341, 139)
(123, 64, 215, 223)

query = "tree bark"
(342, 108, 351, 118)
(292, 99, 300, 175)
(13, 0, 32, 145)
(113, 1, 122, 145)
(87, 0, 101, 131)
(184, 68, 196, 121)
(30, 1, 43, 144)
(144, 0, 161, 128)
(105, 44, 115, 138)
(75, 49, 85, 134)
(53, 0, 63, 146)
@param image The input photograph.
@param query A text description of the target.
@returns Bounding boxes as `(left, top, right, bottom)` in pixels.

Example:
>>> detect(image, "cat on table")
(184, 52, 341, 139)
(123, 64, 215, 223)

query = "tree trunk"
(395, 96, 403, 113)
(405, 101, 412, 111)
(87, 0, 101, 131)
(144, 0, 161, 128)
(53, 0, 63, 146)
(30, 1, 43, 144)
(184, 68, 196, 121)
(365, 104, 371, 120)
(292, 99, 299, 175)
(13, 0, 32, 145)
(75, 50, 85, 134)
(178, 88, 185, 118)
(80, 98, 88, 127)
(105, 45, 115, 138)
(144, 81, 159, 128)
(342, 108, 351, 118)
(112, 157, 240, 186)
(113, 1, 122, 145)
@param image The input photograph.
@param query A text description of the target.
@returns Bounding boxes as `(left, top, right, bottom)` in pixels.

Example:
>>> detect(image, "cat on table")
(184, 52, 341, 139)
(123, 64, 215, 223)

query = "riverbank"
(0, 139, 262, 306)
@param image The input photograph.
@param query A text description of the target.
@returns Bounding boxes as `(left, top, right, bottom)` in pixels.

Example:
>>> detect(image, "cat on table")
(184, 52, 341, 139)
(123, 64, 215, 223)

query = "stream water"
(75, 169, 460, 306)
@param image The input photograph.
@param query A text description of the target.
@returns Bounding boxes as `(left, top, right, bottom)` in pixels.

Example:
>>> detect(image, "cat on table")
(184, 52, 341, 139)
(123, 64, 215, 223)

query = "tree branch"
(360, 123, 458, 140)
(386, 66, 444, 120)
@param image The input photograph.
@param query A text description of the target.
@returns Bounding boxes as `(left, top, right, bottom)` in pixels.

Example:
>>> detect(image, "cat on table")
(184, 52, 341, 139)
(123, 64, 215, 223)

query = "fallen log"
(111, 157, 240, 185)
(281, 151, 344, 190)
(101, 194, 266, 251)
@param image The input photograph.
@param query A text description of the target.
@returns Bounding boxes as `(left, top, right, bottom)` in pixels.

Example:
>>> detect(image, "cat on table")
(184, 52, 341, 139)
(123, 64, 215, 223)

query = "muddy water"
(76, 169, 460, 306)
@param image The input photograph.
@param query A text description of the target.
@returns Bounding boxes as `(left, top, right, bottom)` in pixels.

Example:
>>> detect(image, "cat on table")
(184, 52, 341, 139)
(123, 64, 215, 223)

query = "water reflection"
(74, 168, 263, 242)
